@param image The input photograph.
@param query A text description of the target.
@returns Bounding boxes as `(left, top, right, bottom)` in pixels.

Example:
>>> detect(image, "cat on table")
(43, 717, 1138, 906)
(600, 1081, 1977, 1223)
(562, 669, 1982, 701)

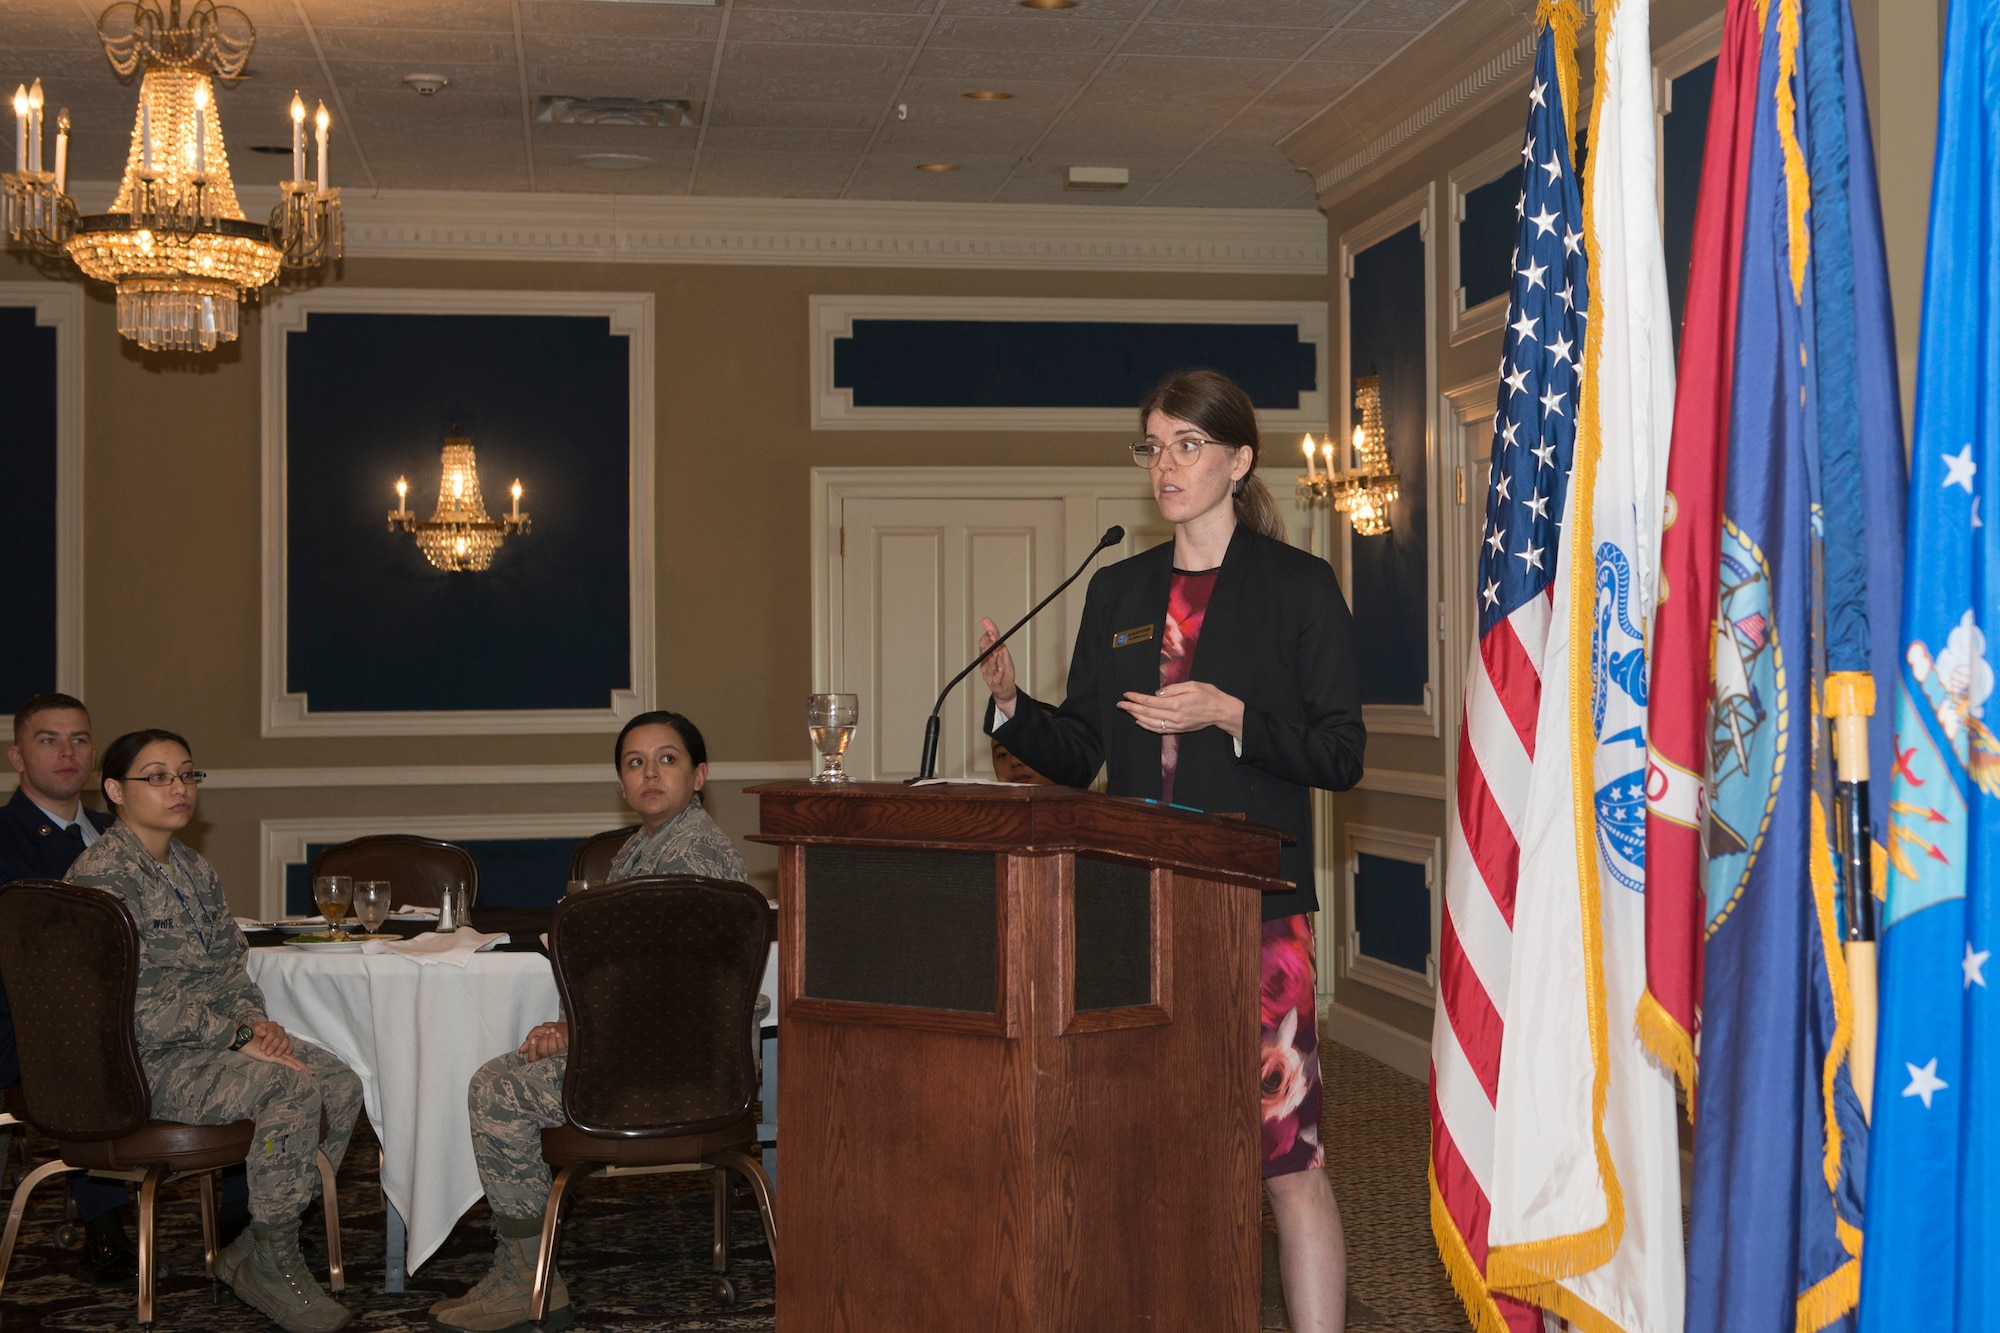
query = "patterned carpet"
(0, 1040, 1457, 1332)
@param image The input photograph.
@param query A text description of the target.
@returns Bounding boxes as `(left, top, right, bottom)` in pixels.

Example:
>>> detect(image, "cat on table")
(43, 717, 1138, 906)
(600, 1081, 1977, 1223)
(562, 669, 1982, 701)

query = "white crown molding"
(0, 282, 85, 698)
(58, 182, 1327, 276)
(1314, 33, 1539, 200)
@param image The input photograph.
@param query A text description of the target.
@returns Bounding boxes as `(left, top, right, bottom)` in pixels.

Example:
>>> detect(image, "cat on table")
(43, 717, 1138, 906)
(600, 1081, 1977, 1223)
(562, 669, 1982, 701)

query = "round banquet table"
(244, 942, 561, 1286)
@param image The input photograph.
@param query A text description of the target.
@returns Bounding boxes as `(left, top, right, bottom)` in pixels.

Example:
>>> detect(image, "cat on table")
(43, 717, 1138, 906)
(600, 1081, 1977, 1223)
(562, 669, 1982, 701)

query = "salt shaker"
(436, 884, 459, 933)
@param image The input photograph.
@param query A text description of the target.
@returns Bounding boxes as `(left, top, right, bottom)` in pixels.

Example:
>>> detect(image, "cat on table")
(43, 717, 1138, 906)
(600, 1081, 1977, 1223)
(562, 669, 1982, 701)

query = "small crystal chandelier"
(2, 0, 341, 353)
(389, 435, 531, 573)
(1298, 372, 1400, 537)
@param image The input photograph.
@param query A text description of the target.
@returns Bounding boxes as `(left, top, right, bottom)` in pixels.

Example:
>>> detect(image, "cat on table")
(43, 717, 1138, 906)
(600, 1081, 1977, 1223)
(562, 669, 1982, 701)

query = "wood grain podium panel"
(755, 783, 1279, 1332)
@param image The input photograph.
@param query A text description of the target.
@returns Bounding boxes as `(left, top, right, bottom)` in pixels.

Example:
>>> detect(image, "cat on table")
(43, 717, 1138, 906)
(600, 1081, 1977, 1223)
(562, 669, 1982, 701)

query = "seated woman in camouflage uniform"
(431, 710, 748, 1333)
(67, 730, 363, 1333)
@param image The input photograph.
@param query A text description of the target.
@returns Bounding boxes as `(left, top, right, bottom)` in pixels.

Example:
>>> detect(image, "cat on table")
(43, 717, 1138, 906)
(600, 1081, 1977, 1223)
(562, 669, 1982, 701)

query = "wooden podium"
(750, 781, 1289, 1332)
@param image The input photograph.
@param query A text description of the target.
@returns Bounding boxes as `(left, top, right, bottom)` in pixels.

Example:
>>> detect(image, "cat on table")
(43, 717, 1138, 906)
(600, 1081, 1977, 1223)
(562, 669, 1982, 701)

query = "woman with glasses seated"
(67, 730, 363, 1333)
(975, 369, 1365, 1333)
(433, 709, 746, 1333)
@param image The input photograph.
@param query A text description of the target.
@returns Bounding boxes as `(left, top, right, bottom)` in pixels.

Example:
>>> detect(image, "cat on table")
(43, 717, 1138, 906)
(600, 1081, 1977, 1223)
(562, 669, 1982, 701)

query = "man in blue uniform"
(2, 693, 140, 1283)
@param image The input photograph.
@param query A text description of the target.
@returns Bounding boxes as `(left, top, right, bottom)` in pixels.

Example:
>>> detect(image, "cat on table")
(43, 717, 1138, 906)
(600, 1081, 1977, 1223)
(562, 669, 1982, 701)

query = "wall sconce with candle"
(1296, 371, 1399, 536)
(388, 432, 530, 572)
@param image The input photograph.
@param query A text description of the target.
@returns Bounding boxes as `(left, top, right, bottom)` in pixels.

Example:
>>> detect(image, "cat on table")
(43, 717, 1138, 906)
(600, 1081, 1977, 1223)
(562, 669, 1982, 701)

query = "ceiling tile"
(1150, 0, 1354, 23)
(938, 0, 1155, 18)
(725, 9, 931, 45)
(324, 61, 520, 94)
(698, 123, 873, 153)
(315, 27, 517, 62)
(928, 14, 1128, 54)
(537, 154, 698, 191)
(533, 62, 710, 99)
(297, 0, 514, 32)
(1342, 0, 1461, 30)
(1308, 26, 1415, 60)
(1085, 53, 1292, 104)
(1124, 22, 1324, 59)
(906, 47, 1102, 82)
(732, 0, 937, 13)
(710, 66, 902, 103)
(519, 1, 720, 39)
(708, 99, 881, 130)
(341, 87, 518, 118)
(721, 39, 907, 75)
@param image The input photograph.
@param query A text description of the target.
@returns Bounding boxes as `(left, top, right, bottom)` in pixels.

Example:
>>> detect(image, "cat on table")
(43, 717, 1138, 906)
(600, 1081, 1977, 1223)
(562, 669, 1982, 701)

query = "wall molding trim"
(810, 295, 1330, 433)
(0, 282, 86, 697)
(1354, 768, 1449, 801)
(68, 183, 1329, 276)
(259, 287, 658, 737)
(1320, 999, 1429, 1083)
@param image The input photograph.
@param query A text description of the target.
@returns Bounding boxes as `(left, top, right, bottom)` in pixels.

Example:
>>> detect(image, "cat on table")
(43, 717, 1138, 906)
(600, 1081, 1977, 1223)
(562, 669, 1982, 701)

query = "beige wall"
(3, 247, 1320, 911)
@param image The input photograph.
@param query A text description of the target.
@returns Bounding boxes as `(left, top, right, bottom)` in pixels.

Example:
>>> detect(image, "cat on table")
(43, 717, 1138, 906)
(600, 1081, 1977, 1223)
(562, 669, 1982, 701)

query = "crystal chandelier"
(2, 0, 341, 353)
(389, 435, 531, 573)
(1298, 372, 1400, 537)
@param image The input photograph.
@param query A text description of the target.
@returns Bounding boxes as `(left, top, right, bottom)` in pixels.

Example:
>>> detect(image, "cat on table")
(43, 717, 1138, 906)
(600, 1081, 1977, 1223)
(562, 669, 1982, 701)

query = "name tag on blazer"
(1112, 623, 1156, 649)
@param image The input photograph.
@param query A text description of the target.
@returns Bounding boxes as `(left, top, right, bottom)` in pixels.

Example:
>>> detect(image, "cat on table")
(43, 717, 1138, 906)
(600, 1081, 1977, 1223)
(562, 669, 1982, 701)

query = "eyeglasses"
(1129, 437, 1226, 468)
(126, 770, 206, 788)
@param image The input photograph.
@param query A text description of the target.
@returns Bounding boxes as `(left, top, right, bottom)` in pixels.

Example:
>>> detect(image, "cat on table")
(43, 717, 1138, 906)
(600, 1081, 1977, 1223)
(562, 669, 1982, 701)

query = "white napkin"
(359, 929, 507, 967)
(235, 916, 266, 931)
(391, 905, 441, 920)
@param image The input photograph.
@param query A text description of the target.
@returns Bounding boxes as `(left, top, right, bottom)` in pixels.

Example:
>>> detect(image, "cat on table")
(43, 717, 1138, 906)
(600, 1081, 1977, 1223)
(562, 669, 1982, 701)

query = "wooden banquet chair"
(0, 880, 345, 1328)
(529, 875, 778, 1314)
(310, 834, 479, 911)
(566, 826, 639, 889)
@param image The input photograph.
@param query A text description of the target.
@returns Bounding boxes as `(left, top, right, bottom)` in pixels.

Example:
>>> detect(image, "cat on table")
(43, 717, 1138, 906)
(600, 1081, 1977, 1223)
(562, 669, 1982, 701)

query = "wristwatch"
(229, 1024, 256, 1051)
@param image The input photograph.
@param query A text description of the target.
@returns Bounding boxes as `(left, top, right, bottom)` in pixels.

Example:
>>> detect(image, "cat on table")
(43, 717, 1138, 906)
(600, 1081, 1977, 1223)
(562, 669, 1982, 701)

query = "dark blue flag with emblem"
(1687, 0, 1902, 1327)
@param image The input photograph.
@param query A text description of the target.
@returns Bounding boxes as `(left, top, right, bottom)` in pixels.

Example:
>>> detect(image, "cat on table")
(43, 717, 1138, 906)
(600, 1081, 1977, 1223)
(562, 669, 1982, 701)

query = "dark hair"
(1136, 368, 1287, 542)
(99, 728, 192, 811)
(13, 692, 89, 743)
(612, 711, 709, 769)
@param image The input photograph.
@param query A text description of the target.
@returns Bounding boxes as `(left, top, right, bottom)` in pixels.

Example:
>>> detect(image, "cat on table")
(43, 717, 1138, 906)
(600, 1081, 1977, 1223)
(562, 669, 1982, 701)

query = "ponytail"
(1233, 472, 1287, 542)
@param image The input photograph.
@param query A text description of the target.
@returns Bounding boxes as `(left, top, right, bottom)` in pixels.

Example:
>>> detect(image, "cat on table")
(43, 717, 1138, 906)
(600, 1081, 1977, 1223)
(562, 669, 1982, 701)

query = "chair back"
(567, 826, 639, 887)
(309, 835, 478, 909)
(0, 881, 152, 1141)
(550, 875, 772, 1138)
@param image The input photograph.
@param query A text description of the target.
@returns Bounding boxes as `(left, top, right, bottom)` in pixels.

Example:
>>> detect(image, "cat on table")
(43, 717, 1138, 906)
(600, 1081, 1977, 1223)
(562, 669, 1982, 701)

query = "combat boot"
(213, 1218, 351, 1333)
(427, 1232, 571, 1333)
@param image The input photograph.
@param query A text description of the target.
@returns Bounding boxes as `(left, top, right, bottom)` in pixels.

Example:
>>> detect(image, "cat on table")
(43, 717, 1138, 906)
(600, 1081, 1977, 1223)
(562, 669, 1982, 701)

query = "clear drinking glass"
(807, 692, 858, 784)
(312, 875, 353, 937)
(354, 880, 391, 934)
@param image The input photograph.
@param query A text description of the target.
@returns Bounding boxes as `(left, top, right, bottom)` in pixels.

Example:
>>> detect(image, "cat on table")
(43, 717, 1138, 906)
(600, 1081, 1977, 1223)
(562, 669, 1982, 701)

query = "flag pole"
(1827, 672, 1877, 1119)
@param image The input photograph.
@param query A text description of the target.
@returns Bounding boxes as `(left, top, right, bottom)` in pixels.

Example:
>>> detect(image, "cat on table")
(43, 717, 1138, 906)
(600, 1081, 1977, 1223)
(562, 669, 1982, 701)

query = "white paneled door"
(818, 468, 1174, 783)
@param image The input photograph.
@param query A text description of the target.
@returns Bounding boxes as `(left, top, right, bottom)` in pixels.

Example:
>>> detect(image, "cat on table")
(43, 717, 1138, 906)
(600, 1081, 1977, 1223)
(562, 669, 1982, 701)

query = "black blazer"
(0, 788, 116, 1087)
(989, 524, 1365, 920)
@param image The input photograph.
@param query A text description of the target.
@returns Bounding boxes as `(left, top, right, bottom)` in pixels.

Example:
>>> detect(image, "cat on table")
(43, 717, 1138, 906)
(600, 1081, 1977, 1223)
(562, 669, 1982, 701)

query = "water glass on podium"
(808, 693, 858, 784)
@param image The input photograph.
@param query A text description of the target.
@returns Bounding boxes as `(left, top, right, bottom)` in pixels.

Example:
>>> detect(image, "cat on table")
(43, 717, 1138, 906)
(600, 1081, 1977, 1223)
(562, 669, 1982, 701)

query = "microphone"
(911, 525, 1125, 783)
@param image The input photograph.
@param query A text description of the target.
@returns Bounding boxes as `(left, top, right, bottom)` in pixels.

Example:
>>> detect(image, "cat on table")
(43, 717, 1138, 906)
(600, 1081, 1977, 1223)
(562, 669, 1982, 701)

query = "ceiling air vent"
(536, 96, 700, 128)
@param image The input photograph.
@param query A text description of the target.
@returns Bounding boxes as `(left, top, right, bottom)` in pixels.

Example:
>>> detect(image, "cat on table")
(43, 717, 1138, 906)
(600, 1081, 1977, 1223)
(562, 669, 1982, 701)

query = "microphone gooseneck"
(911, 525, 1125, 783)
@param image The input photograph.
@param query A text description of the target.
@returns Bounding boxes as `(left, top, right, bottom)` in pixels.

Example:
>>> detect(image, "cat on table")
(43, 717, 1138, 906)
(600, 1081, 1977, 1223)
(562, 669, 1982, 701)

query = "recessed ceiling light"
(575, 152, 655, 170)
(963, 90, 1013, 101)
(1018, 0, 1077, 8)
(916, 163, 960, 172)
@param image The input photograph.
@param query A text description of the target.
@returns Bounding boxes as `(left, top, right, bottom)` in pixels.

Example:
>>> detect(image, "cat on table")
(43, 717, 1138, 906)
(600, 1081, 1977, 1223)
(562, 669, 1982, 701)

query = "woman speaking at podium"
(978, 367, 1365, 1333)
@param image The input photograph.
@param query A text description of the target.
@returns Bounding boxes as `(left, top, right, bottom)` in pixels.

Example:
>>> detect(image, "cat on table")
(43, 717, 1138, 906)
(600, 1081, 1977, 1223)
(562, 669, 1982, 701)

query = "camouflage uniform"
(468, 800, 747, 1220)
(68, 823, 363, 1225)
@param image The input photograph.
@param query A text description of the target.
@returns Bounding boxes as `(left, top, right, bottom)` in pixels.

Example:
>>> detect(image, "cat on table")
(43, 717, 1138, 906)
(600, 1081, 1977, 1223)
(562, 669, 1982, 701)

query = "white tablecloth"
(244, 948, 560, 1272)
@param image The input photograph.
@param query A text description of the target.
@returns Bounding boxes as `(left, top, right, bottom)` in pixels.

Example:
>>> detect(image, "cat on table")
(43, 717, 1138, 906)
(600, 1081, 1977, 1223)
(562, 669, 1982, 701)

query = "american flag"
(1429, 26, 1589, 1332)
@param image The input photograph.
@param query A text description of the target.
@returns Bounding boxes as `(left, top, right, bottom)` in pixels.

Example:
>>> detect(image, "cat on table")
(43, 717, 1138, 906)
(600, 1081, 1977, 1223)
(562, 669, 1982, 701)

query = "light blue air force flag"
(1854, 1, 2000, 1328)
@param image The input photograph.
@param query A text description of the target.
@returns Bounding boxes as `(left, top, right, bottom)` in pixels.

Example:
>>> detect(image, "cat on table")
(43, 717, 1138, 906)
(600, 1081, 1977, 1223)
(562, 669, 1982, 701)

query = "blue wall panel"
(1353, 851, 1430, 975)
(285, 836, 582, 915)
(0, 307, 58, 714)
(1663, 57, 1718, 350)
(285, 313, 630, 713)
(1460, 165, 1526, 310)
(832, 320, 1317, 411)
(1347, 225, 1430, 709)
